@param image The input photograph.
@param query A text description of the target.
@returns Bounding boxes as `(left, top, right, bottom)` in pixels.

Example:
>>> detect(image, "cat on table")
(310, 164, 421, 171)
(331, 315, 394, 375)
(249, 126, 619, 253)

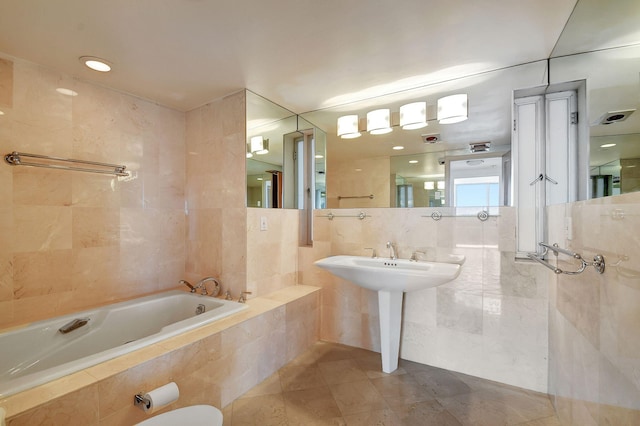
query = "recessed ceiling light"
(409, 160, 419, 164)
(56, 88, 78, 96)
(80, 56, 112, 72)
(355, 168, 362, 172)
(392, 146, 404, 150)
(257, 177, 263, 181)
(315, 154, 324, 159)
(600, 143, 616, 148)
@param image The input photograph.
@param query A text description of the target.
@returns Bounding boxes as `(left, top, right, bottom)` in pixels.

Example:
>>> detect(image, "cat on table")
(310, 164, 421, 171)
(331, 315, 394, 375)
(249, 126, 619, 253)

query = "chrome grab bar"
(527, 242, 605, 275)
(5, 151, 129, 177)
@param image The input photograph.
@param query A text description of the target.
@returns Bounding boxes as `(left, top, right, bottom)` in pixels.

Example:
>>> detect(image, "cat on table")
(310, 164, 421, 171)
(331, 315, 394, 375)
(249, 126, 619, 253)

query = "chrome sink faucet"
(386, 241, 397, 260)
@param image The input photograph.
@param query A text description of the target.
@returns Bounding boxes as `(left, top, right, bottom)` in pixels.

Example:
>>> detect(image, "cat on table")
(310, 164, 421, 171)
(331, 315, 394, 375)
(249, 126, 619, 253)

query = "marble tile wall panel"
(184, 91, 246, 298)
(0, 56, 186, 328)
(547, 192, 640, 424)
(246, 208, 298, 297)
(301, 207, 549, 392)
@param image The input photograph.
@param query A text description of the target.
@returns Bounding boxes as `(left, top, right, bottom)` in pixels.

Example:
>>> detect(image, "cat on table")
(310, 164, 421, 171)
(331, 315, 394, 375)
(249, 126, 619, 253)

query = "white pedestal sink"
(314, 255, 463, 373)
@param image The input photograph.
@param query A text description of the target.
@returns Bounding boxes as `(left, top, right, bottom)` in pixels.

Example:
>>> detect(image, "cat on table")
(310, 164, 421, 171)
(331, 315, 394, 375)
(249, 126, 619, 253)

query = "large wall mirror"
(246, 90, 327, 209)
(295, 0, 640, 209)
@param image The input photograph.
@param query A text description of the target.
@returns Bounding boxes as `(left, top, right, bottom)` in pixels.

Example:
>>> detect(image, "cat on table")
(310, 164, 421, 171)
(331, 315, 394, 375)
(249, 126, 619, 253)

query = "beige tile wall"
(0, 57, 187, 327)
(300, 207, 550, 392)
(246, 208, 298, 297)
(547, 191, 640, 424)
(184, 91, 247, 298)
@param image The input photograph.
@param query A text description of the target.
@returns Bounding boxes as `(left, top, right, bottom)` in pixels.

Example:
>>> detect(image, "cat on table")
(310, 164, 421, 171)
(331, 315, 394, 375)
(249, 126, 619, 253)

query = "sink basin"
(314, 254, 463, 373)
(314, 255, 463, 292)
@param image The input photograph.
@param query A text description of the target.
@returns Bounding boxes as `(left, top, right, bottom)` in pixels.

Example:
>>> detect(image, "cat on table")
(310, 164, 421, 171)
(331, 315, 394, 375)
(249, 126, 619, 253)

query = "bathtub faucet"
(195, 277, 221, 297)
(179, 279, 196, 293)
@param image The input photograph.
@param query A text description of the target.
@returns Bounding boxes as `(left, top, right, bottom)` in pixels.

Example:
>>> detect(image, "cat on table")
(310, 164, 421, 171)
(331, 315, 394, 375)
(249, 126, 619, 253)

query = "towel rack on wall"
(422, 210, 497, 222)
(4, 151, 129, 177)
(320, 211, 370, 221)
(338, 194, 374, 200)
(526, 242, 605, 275)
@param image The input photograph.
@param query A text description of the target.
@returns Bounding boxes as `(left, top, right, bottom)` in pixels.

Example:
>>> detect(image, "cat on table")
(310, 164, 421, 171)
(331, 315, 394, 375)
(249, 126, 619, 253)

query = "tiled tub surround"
(0, 290, 247, 397)
(547, 192, 640, 424)
(300, 207, 549, 393)
(0, 56, 251, 330)
(1, 285, 320, 425)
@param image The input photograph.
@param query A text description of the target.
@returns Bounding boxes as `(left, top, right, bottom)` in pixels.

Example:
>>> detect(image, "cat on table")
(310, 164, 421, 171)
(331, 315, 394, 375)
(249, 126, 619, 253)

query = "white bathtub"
(0, 290, 247, 398)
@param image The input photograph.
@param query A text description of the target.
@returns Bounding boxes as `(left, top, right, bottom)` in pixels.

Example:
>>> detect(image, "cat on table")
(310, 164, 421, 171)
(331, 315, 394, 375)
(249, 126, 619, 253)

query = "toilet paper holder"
(134, 393, 152, 410)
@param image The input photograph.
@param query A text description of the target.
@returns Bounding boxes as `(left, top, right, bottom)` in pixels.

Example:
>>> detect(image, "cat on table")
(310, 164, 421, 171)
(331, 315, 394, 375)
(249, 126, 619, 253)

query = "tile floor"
(222, 341, 560, 426)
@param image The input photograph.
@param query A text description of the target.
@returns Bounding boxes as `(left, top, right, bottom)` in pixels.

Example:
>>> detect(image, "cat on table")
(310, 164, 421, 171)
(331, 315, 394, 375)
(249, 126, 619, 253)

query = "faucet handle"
(238, 291, 252, 303)
(410, 251, 426, 261)
(364, 247, 377, 258)
(180, 279, 196, 293)
(224, 290, 233, 300)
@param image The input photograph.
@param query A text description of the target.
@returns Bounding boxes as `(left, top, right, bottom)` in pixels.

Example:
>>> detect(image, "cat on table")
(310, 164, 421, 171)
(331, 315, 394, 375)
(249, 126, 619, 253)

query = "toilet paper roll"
(142, 382, 180, 413)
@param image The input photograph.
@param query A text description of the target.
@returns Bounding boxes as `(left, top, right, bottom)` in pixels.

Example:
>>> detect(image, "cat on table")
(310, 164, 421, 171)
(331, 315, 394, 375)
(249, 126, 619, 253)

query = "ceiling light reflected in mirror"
(79, 56, 112, 72)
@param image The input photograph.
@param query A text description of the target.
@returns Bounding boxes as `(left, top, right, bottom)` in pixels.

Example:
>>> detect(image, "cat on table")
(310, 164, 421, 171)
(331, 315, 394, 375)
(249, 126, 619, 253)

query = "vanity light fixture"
(392, 146, 404, 150)
(79, 56, 112, 72)
(437, 181, 445, 190)
(399, 101, 427, 130)
(337, 115, 361, 139)
(315, 154, 324, 159)
(437, 94, 468, 124)
(424, 181, 435, 190)
(600, 143, 616, 148)
(409, 160, 419, 164)
(367, 109, 392, 135)
(250, 136, 269, 155)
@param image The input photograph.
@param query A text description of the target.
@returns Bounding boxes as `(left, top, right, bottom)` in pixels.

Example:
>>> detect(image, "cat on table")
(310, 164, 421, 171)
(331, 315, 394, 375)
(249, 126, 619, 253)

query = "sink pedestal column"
(378, 290, 403, 373)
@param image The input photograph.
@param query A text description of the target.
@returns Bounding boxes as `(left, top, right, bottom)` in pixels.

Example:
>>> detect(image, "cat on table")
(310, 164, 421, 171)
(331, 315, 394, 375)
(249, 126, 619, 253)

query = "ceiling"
(0, 0, 578, 114)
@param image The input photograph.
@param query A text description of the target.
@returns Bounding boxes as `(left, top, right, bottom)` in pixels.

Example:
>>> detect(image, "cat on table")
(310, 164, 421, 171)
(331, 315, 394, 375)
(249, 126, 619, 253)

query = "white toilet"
(135, 405, 223, 426)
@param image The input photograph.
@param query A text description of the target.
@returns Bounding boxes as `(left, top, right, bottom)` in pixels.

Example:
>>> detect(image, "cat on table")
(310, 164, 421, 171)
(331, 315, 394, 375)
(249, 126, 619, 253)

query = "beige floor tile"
(390, 400, 462, 426)
(411, 367, 473, 398)
(231, 394, 287, 426)
(516, 415, 563, 425)
(228, 342, 559, 426)
(279, 364, 326, 392)
(239, 371, 282, 399)
(318, 359, 368, 384)
(329, 379, 388, 416)
(283, 386, 342, 422)
(343, 408, 402, 426)
(370, 374, 436, 407)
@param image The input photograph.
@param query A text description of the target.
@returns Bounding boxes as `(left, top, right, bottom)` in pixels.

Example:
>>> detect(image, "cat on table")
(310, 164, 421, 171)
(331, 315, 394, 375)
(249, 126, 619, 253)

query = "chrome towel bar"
(527, 242, 605, 275)
(338, 194, 374, 200)
(4, 151, 129, 177)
